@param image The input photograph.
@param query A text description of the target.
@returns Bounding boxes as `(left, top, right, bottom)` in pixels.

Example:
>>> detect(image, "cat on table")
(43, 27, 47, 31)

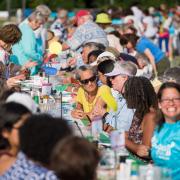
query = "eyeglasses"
(80, 76, 97, 85)
(161, 97, 180, 104)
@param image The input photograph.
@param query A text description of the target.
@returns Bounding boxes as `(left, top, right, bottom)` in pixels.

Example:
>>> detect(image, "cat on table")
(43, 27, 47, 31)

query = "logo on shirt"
(152, 136, 175, 160)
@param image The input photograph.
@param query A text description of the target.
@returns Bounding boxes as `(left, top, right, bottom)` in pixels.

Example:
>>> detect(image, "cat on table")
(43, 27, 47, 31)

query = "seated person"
(97, 58, 115, 86)
(51, 136, 100, 180)
(90, 51, 116, 66)
(94, 61, 136, 132)
(19, 114, 72, 168)
(161, 66, 180, 84)
(71, 65, 117, 120)
(151, 82, 180, 180)
(123, 77, 158, 161)
(87, 49, 104, 64)
(135, 53, 153, 79)
(0, 103, 56, 179)
(152, 66, 180, 93)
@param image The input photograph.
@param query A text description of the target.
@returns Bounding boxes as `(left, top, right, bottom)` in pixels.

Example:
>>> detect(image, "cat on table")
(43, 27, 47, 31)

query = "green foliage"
(0, 0, 178, 11)
(26, 0, 85, 10)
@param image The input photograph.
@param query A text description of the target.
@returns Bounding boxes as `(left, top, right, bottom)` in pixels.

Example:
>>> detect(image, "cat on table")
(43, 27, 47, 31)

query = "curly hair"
(124, 76, 158, 120)
(157, 82, 180, 131)
(0, 24, 22, 44)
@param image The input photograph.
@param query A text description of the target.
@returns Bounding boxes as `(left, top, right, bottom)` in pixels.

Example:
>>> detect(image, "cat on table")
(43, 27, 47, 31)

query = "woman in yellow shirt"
(71, 65, 117, 120)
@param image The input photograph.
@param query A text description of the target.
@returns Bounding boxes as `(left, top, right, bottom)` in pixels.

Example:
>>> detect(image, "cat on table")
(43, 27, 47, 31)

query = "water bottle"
(91, 116, 103, 140)
(130, 161, 139, 180)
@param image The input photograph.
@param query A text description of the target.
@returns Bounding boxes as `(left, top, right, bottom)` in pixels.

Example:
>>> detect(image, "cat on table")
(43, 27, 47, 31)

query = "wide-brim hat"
(95, 13, 111, 24)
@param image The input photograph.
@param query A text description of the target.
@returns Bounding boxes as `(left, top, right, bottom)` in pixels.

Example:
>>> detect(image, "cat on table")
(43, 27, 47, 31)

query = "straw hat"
(95, 13, 111, 24)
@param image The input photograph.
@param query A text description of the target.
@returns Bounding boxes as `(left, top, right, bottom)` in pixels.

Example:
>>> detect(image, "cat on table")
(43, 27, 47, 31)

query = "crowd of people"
(0, 3, 179, 180)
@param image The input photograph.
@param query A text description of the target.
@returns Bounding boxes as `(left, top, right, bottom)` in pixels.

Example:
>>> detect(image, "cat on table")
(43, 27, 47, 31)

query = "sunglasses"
(80, 76, 97, 85)
(109, 75, 118, 80)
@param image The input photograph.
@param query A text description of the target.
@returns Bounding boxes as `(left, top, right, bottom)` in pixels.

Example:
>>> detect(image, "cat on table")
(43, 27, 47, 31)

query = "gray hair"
(76, 65, 97, 81)
(35, 4, 51, 17)
(162, 67, 180, 84)
(28, 11, 46, 23)
(83, 42, 105, 51)
(119, 61, 137, 76)
(135, 53, 149, 65)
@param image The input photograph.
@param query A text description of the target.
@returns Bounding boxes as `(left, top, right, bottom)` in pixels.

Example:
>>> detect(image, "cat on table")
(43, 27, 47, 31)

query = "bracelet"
(102, 112, 109, 123)
(102, 112, 109, 119)
(71, 87, 75, 93)
(86, 115, 91, 122)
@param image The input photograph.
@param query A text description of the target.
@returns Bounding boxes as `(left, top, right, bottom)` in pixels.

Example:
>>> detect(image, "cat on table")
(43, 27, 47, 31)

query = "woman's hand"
(136, 145, 150, 157)
(71, 109, 86, 119)
(91, 104, 106, 118)
(67, 58, 77, 67)
(91, 97, 107, 117)
(6, 75, 25, 88)
(23, 61, 37, 69)
(103, 123, 114, 133)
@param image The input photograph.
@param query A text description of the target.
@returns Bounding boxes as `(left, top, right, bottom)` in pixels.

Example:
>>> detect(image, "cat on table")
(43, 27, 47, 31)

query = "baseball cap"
(6, 92, 39, 113)
(76, 9, 90, 19)
(105, 61, 136, 77)
(74, 10, 91, 24)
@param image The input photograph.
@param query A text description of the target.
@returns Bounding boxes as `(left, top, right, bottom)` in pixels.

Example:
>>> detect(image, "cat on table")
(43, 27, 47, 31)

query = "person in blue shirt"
(11, 11, 45, 75)
(151, 82, 180, 180)
(122, 33, 170, 77)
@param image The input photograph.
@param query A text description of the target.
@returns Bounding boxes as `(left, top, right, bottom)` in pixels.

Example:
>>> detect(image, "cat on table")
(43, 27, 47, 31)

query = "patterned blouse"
(128, 114, 143, 144)
(0, 152, 58, 180)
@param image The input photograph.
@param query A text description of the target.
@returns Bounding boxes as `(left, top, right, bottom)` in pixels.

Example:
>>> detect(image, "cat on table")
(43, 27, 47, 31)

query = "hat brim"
(105, 68, 121, 76)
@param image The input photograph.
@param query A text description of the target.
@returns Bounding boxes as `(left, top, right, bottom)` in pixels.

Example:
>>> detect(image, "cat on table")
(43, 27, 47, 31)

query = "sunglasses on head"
(80, 76, 97, 85)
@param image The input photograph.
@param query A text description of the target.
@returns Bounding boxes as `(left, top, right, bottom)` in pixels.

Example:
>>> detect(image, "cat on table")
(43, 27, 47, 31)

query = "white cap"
(90, 51, 116, 66)
(6, 92, 39, 113)
(105, 62, 135, 77)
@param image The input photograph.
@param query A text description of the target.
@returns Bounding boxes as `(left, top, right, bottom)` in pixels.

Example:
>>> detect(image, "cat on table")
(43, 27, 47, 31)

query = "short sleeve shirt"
(67, 21, 108, 50)
(151, 121, 180, 180)
(136, 36, 165, 63)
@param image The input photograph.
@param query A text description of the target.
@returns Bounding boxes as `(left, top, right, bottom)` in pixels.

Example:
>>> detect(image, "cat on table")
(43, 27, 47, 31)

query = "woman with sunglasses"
(71, 65, 117, 120)
(151, 82, 180, 180)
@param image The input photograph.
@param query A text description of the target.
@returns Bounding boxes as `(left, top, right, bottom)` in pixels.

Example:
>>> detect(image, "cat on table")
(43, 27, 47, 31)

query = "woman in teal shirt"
(11, 11, 45, 75)
(151, 82, 180, 180)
